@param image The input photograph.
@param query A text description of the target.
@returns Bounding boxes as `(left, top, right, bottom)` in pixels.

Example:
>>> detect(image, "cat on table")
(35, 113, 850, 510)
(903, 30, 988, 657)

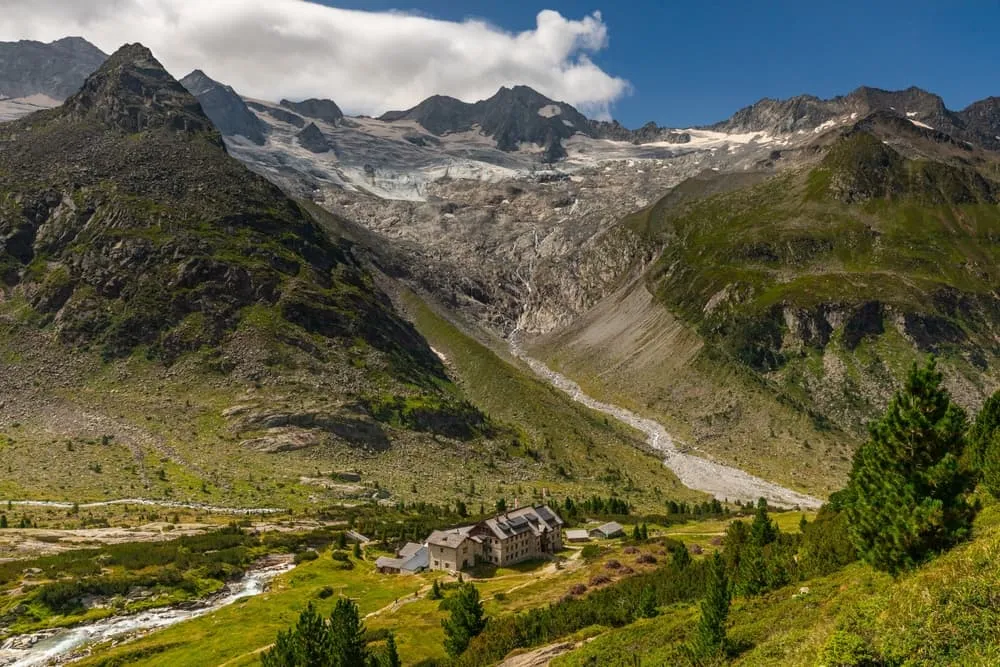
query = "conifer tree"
(429, 578, 442, 600)
(845, 358, 976, 574)
(969, 390, 1000, 469)
(384, 632, 401, 667)
(982, 431, 1000, 498)
(638, 585, 658, 618)
(329, 598, 367, 667)
(442, 583, 487, 657)
(671, 543, 692, 570)
(749, 498, 777, 547)
(0, 515, 6, 529)
(687, 551, 730, 662)
(640, 523, 649, 540)
(261, 602, 331, 667)
(632, 524, 642, 540)
(353, 541, 362, 559)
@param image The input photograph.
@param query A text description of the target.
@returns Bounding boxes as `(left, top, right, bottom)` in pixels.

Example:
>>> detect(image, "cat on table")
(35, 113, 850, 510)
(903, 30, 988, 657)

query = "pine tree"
(969, 390, 1000, 469)
(429, 579, 442, 600)
(329, 598, 367, 666)
(632, 524, 642, 540)
(749, 498, 777, 547)
(640, 523, 649, 540)
(384, 632, 401, 667)
(337, 531, 348, 549)
(845, 358, 976, 575)
(353, 541, 362, 559)
(983, 431, 1000, 498)
(670, 544, 692, 570)
(442, 583, 487, 657)
(687, 551, 730, 662)
(261, 602, 332, 667)
(0, 515, 6, 529)
(638, 585, 658, 618)
(736, 543, 768, 597)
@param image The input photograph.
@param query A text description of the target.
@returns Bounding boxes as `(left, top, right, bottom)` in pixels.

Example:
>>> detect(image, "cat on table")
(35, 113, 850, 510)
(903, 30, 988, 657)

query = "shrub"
(636, 554, 657, 564)
(580, 544, 601, 560)
(568, 583, 587, 596)
(589, 574, 611, 586)
(331, 550, 351, 562)
(294, 550, 319, 564)
(604, 560, 622, 570)
(317, 586, 335, 599)
(623, 546, 639, 554)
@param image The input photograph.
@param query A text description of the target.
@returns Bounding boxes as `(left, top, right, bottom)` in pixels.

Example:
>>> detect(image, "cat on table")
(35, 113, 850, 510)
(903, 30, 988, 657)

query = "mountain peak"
(0, 36, 108, 100)
(63, 43, 215, 136)
(279, 97, 343, 125)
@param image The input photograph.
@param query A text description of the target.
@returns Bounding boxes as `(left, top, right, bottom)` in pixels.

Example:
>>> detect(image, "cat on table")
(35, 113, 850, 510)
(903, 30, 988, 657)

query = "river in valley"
(0, 560, 294, 667)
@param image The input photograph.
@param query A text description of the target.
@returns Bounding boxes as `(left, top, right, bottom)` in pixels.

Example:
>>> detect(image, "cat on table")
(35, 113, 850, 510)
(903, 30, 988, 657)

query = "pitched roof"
(427, 529, 473, 549)
(375, 556, 404, 570)
(398, 542, 424, 559)
(377, 544, 428, 572)
(481, 505, 564, 540)
(593, 521, 624, 536)
(565, 529, 590, 540)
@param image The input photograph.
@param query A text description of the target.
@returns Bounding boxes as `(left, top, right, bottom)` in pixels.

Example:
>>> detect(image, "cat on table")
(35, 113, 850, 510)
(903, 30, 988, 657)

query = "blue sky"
(326, 0, 999, 128)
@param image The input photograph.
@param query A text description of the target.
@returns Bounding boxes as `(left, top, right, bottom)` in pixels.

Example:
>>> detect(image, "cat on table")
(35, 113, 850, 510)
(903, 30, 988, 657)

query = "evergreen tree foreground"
(845, 357, 976, 575)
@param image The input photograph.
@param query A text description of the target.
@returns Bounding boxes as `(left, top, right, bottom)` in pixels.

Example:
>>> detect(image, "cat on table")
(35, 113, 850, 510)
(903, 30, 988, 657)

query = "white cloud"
(0, 0, 630, 117)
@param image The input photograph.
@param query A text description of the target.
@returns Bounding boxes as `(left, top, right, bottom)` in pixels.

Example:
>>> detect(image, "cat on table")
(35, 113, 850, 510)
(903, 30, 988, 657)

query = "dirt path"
(498, 640, 585, 667)
(510, 341, 823, 509)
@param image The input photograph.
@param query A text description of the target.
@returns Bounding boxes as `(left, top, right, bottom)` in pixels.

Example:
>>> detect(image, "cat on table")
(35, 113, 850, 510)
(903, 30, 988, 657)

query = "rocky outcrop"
(180, 69, 267, 144)
(280, 97, 343, 125)
(64, 44, 213, 135)
(711, 85, 1000, 150)
(296, 122, 332, 153)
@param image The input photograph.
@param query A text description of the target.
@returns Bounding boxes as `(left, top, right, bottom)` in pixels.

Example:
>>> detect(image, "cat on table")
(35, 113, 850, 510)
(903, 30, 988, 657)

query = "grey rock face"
(180, 69, 267, 144)
(280, 98, 343, 124)
(0, 37, 107, 100)
(248, 101, 306, 128)
(296, 122, 332, 153)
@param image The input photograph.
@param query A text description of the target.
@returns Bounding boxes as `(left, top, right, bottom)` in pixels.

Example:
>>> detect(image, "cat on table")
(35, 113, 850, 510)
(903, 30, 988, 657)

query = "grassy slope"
(0, 283, 703, 513)
(555, 500, 1000, 666)
(531, 281, 850, 498)
(397, 289, 705, 508)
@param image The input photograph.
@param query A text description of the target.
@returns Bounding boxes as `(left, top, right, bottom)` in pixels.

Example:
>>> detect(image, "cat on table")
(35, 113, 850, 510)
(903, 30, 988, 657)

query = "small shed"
(565, 529, 591, 542)
(376, 543, 428, 574)
(590, 522, 624, 539)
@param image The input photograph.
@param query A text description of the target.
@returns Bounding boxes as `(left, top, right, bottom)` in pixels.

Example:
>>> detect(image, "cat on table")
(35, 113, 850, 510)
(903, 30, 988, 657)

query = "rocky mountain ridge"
(0, 36, 106, 100)
(712, 85, 1000, 150)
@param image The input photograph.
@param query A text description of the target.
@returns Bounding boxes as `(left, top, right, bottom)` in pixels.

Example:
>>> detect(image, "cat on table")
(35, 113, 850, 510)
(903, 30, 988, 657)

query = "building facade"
(419, 505, 564, 573)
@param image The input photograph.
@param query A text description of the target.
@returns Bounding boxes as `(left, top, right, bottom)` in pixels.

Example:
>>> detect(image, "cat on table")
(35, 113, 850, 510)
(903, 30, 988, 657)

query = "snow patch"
(537, 104, 562, 118)
(906, 111, 918, 117)
(562, 119, 574, 127)
(909, 118, 934, 130)
(813, 119, 838, 133)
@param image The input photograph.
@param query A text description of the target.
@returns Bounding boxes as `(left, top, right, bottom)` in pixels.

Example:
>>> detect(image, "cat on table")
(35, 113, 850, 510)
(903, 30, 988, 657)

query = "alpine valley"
(2, 33, 1000, 667)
